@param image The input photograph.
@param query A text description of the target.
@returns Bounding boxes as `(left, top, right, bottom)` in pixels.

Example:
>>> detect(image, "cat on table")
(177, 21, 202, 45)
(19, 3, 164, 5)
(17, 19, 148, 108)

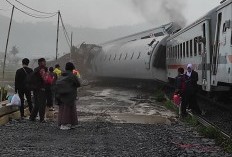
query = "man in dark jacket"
(29, 58, 48, 122)
(15, 58, 33, 118)
(185, 64, 201, 114)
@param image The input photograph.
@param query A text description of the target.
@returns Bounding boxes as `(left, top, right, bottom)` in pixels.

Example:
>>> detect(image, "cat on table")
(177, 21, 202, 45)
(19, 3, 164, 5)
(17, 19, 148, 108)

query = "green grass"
(154, 86, 166, 102)
(164, 100, 179, 114)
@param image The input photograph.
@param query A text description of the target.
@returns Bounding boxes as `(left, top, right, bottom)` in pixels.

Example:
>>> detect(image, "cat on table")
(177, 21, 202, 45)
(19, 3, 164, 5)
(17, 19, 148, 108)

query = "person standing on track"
(185, 64, 201, 114)
(15, 58, 33, 119)
(175, 67, 187, 117)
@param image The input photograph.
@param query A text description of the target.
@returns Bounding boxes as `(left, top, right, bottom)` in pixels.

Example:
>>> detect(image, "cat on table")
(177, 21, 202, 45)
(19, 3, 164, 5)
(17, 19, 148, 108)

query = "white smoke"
(131, 0, 187, 27)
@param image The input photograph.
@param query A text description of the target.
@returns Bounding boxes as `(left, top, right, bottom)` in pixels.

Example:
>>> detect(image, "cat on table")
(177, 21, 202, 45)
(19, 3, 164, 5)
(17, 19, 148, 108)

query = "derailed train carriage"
(89, 22, 181, 82)
(89, 0, 232, 93)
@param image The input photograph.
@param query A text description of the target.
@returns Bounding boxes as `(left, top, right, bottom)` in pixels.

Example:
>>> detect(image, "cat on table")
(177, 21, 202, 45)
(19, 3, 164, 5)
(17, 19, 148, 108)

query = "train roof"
(101, 22, 181, 46)
(167, 0, 232, 40)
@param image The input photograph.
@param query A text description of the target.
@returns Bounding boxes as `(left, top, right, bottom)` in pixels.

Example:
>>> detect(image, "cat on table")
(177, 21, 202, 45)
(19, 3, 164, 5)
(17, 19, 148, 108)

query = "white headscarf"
(186, 64, 193, 77)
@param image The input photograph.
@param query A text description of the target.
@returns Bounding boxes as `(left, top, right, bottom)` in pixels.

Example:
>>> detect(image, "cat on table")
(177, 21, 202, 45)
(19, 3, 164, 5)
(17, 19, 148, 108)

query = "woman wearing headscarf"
(185, 63, 201, 114)
(56, 62, 81, 130)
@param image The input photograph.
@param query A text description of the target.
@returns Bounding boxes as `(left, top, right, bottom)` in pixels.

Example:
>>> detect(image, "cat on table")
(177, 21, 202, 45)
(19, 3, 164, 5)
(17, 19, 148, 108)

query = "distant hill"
(0, 14, 154, 60)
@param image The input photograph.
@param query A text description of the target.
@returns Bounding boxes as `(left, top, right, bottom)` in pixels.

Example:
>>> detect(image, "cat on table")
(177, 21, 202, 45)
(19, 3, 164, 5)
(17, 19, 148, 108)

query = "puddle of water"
(110, 114, 172, 125)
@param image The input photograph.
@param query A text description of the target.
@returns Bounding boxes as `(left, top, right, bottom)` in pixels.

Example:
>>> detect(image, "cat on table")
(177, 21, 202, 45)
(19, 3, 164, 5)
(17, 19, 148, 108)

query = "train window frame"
(137, 52, 141, 59)
(180, 43, 183, 59)
(190, 40, 193, 57)
(186, 41, 189, 58)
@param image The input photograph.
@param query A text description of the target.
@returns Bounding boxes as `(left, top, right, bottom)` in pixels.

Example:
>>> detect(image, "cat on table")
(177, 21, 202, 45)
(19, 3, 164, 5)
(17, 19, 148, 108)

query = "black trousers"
(46, 86, 53, 107)
(186, 90, 201, 114)
(30, 89, 46, 121)
(180, 93, 187, 116)
(18, 89, 33, 117)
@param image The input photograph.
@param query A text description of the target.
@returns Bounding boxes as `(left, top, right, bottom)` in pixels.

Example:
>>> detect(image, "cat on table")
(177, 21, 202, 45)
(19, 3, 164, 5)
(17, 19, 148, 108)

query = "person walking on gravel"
(55, 62, 81, 130)
(15, 58, 33, 119)
(29, 58, 48, 123)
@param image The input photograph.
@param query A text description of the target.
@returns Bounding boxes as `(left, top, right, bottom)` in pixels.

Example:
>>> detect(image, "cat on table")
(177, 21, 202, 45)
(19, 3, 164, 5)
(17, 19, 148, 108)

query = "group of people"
(15, 58, 81, 130)
(175, 63, 201, 118)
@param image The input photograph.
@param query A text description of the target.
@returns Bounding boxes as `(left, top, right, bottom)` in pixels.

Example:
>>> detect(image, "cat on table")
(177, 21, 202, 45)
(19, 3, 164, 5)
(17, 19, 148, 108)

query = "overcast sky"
(0, 0, 221, 29)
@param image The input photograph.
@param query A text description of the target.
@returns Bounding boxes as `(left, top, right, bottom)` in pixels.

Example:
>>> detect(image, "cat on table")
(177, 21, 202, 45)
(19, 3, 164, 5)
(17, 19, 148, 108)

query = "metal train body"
(90, 23, 180, 82)
(89, 0, 232, 92)
(167, 0, 232, 92)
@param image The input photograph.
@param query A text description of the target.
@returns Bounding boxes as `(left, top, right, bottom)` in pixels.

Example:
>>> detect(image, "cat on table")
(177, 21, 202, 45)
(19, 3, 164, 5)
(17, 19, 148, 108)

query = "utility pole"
(55, 11, 60, 60)
(70, 32, 73, 61)
(3, 6, 14, 80)
(1, 6, 14, 101)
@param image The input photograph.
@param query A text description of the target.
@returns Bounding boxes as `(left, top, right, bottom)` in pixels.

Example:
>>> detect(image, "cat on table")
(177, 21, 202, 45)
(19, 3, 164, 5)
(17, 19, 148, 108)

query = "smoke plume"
(131, 0, 187, 27)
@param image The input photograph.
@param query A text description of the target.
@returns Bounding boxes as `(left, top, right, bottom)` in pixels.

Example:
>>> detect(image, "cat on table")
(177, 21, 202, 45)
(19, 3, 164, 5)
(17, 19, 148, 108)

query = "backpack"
(25, 71, 40, 91)
(54, 75, 73, 94)
(45, 73, 55, 85)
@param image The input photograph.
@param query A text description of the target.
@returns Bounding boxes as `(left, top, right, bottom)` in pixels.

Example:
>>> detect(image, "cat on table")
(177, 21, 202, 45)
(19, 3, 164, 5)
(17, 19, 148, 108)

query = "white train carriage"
(166, 0, 232, 92)
(90, 23, 180, 81)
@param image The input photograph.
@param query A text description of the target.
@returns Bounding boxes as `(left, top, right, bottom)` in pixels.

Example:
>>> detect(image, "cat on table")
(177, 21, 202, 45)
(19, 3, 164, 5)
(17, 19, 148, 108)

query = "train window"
(137, 52, 141, 59)
(109, 54, 112, 61)
(131, 52, 134, 59)
(222, 23, 227, 33)
(177, 45, 179, 59)
(186, 41, 189, 57)
(194, 39, 197, 56)
(104, 55, 107, 61)
(119, 53, 122, 60)
(183, 43, 186, 58)
(203, 23, 206, 37)
(231, 30, 232, 45)
(174, 46, 177, 58)
(180, 43, 183, 58)
(198, 43, 202, 55)
(190, 40, 193, 57)
(114, 54, 117, 60)
(169, 48, 171, 58)
(124, 53, 128, 60)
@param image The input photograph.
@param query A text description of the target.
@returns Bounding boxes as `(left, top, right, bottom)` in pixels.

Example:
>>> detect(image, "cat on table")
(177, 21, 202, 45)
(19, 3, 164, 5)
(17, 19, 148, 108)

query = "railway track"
(163, 83, 231, 139)
(189, 112, 231, 139)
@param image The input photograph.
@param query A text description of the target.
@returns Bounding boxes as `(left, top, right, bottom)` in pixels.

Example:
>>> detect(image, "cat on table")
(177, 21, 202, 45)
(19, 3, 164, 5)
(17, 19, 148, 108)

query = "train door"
(212, 12, 222, 78)
(201, 21, 211, 91)
(145, 39, 158, 70)
(212, 5, 232, 86)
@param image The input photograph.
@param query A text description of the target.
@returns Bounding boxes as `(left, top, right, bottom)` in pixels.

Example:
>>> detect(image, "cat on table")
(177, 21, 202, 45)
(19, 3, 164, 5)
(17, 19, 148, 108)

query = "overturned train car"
(89, 22, 181, 82)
